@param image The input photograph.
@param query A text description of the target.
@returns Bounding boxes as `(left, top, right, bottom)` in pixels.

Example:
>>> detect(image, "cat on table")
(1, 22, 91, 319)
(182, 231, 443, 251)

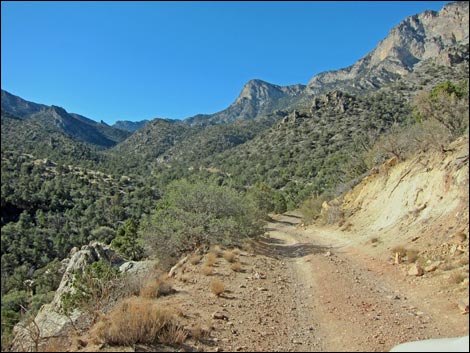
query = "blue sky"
(1, 1, 448, 124)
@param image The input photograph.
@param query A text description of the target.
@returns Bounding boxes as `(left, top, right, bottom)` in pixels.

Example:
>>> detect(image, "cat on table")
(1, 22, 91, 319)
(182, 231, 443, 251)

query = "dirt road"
(244, 213, 468, 352)
(77, 212, 468, 352)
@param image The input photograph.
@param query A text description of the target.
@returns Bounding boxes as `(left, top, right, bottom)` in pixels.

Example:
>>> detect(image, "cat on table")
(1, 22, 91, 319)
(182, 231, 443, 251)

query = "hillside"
(112, 119, 150, 132)
(2, 2, 469, 351)
(11, 136, 468, 352)
(1, 90, 130, 149)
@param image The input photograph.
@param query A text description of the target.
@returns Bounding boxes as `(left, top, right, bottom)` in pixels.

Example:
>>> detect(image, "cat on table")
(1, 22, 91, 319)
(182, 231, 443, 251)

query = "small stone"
(408, 263, 424, 276)
(424, 261, 441, 272)
(324, 251, 332, 257)
(212, 312, 229, 320)
(257, 287, 268, 291)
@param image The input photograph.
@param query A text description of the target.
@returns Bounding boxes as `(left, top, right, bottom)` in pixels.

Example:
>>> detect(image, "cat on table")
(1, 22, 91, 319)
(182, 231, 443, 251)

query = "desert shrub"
(140, 276, 175, 299)
(60, 260, 121, 322)
(209, 245, 223, 258)
(95, 297, 187, 346)
(205, 253, 217, 267)
(210, 280, 225, 296)
(247, 182, 287, 215)
(140, 179, 264, 262)
(413, 80, 469, 138)
(230, 262, 243, 272)
(223, 250, 236, 263)
(201, 266, 213, 276)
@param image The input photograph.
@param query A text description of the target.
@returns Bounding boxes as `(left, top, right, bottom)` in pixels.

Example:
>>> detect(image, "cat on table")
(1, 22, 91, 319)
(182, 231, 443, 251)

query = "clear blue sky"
(1, 1, 449, 124)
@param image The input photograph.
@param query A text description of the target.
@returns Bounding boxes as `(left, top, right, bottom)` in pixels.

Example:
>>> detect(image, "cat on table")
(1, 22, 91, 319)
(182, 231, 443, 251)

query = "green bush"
(140, 179, 264, 264)
(413, 80, 469, 138)
(61, 260, 120, 322)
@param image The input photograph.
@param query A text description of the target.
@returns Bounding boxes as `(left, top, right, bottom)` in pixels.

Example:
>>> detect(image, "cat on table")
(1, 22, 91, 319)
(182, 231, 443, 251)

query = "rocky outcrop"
(10, 242, 155, 352)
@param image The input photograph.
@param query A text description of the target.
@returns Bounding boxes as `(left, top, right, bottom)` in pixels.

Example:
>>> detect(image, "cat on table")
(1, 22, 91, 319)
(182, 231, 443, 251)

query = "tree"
(413, 80, 469, 138)
(111, 218, 144, 260)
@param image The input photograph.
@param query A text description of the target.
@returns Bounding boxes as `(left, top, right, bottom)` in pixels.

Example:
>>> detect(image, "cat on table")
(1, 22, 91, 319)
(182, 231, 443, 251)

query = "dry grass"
(189, 254, 202, 265)
(140, 276, 175, 299)
(230, 262, 243, 272)
(205, 253, 217, 267)
(95, 297, 187, 346)
(210, 280, 225, 296)
(41, 337, 70, 352)
(209, 245, 223, 258)
(223, 250, 237, 263)
(201, 265, 213, 276)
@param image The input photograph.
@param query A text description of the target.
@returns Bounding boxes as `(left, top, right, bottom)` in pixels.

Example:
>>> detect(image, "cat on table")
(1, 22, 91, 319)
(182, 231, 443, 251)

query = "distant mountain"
(182, 1, 468, 127)
(113, 119, 150, 132)
(1, 109, 104, 165)
(1, 89, 130, 148)
(1, 89, 47, 118)
(183, 79, 305, 126)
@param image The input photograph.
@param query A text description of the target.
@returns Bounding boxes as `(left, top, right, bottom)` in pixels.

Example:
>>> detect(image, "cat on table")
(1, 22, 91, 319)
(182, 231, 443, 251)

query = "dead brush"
(95, 297, 186, 346)
(209, 245, 223, 258)
(230, 262, 243, 272)
(210, 280, 225, 297)
(205, 252, 217, 267)
(140, 276, 175, 299)
(201, 265, 213, 276)
(223, 250, 237, 263)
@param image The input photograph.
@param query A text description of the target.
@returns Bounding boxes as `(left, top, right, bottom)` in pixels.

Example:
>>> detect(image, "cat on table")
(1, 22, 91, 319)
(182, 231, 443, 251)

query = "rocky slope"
(306, 1, 469, 95)
(182, 1, 468, 127)
(183, 79, 305, 126)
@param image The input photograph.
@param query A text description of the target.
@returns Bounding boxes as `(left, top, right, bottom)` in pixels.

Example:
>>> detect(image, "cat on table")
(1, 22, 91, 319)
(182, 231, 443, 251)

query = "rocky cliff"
(307, 1, 469, 94)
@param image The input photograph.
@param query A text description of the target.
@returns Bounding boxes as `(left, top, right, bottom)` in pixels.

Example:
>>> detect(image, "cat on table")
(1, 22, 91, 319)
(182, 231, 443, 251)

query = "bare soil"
(74, 212, 467, 352)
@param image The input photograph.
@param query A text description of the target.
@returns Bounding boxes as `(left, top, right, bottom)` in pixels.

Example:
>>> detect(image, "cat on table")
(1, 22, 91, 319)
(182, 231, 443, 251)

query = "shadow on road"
(251, 236, 331, 259)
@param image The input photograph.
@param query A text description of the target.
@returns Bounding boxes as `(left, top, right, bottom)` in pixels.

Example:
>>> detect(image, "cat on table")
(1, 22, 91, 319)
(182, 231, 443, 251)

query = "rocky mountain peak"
(307, 1, 469, 94)
(235, 79, 305, 104)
